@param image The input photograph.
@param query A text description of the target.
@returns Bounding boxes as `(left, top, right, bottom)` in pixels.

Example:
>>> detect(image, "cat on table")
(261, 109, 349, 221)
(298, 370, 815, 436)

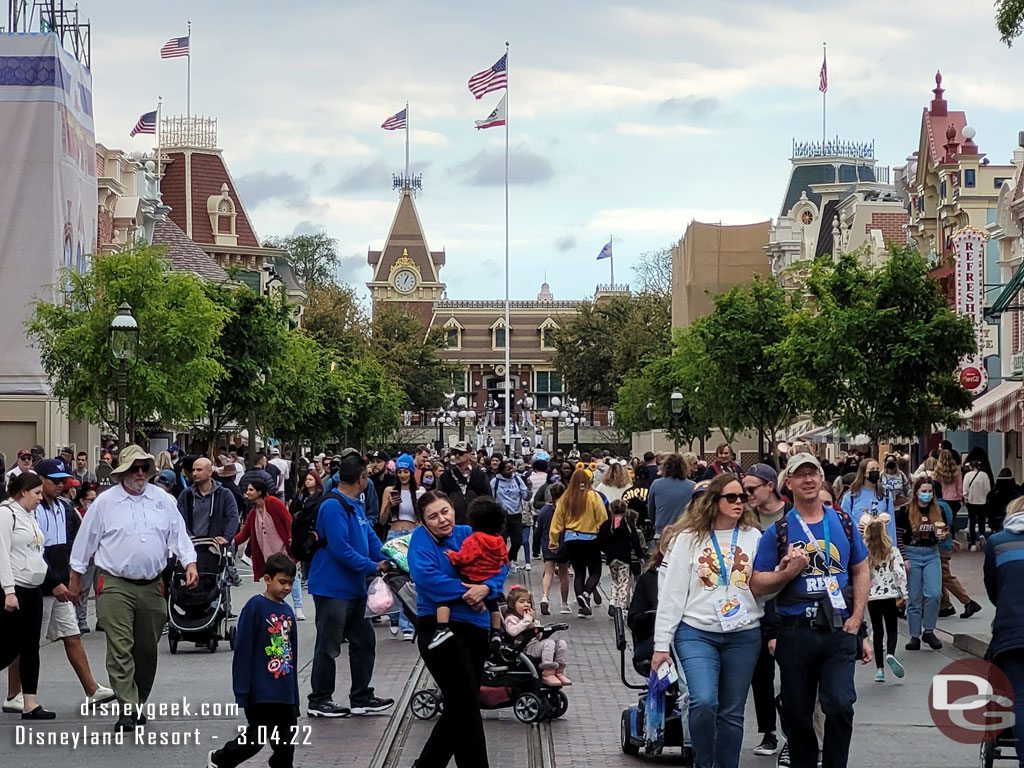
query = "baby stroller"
(613, 606, 692, 764)
(167, 538, 235, 654)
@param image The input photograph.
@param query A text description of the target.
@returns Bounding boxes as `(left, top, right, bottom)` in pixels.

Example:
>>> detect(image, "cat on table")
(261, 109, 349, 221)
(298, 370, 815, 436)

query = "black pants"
(309, 595, 376, 707)
(775, 625, 857, 768)
(211, 703, 297, 768)
(966, 503, 987, 545)
(0, 585, 43, 694)
(505, 514, 523, 562)
(867, 598, 898, 668)
(565, 538, 602, 599)
(415, 617, 489, 768)
(751, 633, 777, 733)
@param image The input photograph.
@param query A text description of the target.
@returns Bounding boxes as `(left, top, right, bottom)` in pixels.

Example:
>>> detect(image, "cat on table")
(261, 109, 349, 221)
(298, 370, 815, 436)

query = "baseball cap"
(170, 443, 180, 453)
(451, 441, 472, 454)
(786, 452, 823, 474)
(17, 449, 31, 460)
(36, 458, 72, 480)
(368, 450, 390, 462)
(59, 446, 74, 456)
(747, 463, 781, 494)
(269, 446, 281, 456)
(691, 480, 713, 500)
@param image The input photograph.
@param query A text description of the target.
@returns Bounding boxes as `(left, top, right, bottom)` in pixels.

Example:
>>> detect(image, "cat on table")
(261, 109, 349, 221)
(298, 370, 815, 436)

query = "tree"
(263, 232, 341, 287)
(631, 243, 674, 296)
(258, 329, 333, 446)
(26, 245, 227, 439)
(996, 0, 1024, 44)
(550, 292, 671, 408)
(780, 247, 975, 446)
(370, 307, 456, 412)
(303, 282, 368, 360)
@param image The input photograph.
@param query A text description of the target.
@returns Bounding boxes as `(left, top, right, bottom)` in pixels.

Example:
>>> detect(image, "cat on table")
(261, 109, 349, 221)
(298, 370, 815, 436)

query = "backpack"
(290, 488, 354, 562)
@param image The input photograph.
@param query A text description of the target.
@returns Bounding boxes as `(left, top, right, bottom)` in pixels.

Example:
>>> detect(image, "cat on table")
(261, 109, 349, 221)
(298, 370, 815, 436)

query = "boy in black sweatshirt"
(209, 552, 300, 768)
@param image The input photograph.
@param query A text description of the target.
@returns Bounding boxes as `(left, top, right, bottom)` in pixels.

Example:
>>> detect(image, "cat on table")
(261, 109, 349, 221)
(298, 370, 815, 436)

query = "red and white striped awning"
(966, 381, 1022, 433)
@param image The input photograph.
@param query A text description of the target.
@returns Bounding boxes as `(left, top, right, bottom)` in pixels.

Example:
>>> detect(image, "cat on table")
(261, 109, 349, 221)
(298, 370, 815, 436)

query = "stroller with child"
(167, 538, 235, 654)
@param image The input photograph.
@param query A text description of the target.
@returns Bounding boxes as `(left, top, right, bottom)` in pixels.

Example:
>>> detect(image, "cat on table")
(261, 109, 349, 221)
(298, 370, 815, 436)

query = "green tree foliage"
(780, 247, 975, 444)
(996, 0, 1024, 44)
(26, 246, 227, 438)
(263, 232, 341, 287)
(303, 282, 368, 361)
(551, 292, 671, 408)
(370, 307, 456, 412)
(631, 244, 674, 296)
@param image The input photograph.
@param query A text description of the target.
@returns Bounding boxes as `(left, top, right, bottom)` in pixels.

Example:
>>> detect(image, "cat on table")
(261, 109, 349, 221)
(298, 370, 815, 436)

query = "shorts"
(41, 595, 80, 641)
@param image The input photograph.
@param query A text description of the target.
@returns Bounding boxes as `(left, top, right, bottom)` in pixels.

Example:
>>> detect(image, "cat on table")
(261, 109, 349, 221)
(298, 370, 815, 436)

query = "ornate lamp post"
(541, 395, 564, 452)
(109, 303, 139, 448)
(456, 395, 472, 441)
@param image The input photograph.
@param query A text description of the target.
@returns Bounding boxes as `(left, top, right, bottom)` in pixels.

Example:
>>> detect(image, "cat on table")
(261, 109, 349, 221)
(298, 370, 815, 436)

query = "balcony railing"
(161, 116, 218, 149)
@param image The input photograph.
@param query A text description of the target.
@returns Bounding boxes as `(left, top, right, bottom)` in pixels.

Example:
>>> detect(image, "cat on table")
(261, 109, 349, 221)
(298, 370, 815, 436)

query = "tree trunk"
(249, 410, 259, 460)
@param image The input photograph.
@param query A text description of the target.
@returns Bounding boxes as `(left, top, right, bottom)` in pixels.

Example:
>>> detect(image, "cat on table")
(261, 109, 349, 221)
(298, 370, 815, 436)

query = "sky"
(82, 0, 1024, 303)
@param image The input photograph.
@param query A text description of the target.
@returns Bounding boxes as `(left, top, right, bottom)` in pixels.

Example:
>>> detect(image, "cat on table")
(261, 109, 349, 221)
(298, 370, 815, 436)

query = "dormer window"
(538, 317, 559, 350)
(207, 183, 238, 246)
(443, 316, 463, 350)
(491, 318, 509, 350)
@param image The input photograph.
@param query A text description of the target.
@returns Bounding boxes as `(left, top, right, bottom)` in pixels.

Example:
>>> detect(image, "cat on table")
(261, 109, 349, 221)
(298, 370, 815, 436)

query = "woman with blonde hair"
(934, 449, 963, 522)
(595, 460, 631, 503)
(549, 468, 608, 616)
(842, 458, 897, 544)
(155, 450, 174, 473)
(652, 473, 763, 768)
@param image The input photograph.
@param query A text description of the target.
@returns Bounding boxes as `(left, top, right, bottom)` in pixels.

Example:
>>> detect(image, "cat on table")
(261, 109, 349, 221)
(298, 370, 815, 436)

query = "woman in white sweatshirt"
(651, 473, 763, 768)
(0, 472, 54, 719)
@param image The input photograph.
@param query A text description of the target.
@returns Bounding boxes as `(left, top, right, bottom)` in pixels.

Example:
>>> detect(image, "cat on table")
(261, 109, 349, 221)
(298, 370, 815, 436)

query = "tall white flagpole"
(187, 20, 192, 120)
(156, 96, 163, 180)
(503, 41, 511, 453)
(821, 42, 826, 148)
(610, 234, 614, 288)
(405, 100, 410, 178)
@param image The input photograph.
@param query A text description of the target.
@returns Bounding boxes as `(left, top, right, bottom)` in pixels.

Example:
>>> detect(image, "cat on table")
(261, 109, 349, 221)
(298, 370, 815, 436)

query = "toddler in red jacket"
(430, 498, 508, 650)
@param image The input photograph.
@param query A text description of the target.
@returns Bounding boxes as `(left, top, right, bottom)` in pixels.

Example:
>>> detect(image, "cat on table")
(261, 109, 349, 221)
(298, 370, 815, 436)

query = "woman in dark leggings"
(0, 472, 55, 719)
(549, 469, 609, 617)
(407, 491, 507, 768)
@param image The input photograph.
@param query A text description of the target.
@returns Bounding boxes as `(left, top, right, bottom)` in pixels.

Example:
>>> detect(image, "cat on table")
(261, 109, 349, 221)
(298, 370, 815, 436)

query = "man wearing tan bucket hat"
(68, 444, 198, 731)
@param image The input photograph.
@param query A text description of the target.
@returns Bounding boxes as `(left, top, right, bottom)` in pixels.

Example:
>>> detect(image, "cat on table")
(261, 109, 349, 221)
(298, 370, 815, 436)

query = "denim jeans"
(906, 546, 941, 637)
(674, 623, 760, 768)
(309, 594, 376, 707)
(385, 530, 412, 633)
(290, 576, 302, 611)
(997, 651, 1024, 768)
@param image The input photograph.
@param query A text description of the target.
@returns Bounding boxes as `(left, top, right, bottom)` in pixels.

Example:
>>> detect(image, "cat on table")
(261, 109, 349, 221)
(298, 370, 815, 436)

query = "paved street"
(0, 550, 993, 767)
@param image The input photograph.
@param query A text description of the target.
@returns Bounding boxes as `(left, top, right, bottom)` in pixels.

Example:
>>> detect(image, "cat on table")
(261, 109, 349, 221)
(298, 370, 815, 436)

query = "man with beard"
(439, 442, 492, 525)
(68, 445, 197, 731)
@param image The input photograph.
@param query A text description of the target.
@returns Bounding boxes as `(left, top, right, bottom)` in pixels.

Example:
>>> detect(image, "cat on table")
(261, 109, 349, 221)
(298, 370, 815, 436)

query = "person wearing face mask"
(878, 454, 911, 514)
(894, 478, 946, 650)
(841, 458, 897, 545)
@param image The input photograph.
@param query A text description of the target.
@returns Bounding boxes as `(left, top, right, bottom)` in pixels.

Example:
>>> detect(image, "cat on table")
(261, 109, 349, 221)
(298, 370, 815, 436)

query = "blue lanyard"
(709, 526, 740, 586)
(793, 508, 830, 574)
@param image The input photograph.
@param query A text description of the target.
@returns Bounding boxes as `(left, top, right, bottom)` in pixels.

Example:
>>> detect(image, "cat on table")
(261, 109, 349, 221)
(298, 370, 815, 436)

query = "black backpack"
(290, 489, 354, 562)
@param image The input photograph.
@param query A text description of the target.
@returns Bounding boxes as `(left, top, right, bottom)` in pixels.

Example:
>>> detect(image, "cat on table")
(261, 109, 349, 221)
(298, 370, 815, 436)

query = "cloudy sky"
(88, 0, 1024, 302)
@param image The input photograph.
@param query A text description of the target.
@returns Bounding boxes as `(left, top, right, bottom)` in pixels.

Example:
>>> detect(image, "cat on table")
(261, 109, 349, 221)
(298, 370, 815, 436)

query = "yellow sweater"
(550, 492, 608, 550)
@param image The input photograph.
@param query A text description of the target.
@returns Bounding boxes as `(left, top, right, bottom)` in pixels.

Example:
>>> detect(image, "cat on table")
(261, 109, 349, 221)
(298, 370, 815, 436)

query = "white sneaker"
(295, 607, 306, 621)
(560, 604, 572, 615)
(523, 563, 532, 571)
(86, 684, 116, 705)
(389, 624, 400, 637)
(2, 692, 23, 712)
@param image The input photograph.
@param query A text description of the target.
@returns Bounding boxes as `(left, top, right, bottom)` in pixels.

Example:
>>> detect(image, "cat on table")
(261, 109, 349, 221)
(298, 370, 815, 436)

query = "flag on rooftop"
(468, 53, 507, 99)
(160, 36, 190, 59)
(474, 94, 506, 130)
(597, 240, 612, 260)
(381, 108, 408, 130)
(129, 110, 157, 137)
(819, 53, 827, 93)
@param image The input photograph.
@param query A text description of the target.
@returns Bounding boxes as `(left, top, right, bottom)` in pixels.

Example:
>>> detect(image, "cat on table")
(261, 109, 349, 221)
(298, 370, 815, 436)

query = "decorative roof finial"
(931, 70, 948, 117)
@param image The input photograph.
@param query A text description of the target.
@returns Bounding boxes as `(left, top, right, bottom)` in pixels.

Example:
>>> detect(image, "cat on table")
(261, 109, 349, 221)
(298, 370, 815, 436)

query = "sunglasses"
(721, 492, 749, 504)
(128, 464, 151, 474)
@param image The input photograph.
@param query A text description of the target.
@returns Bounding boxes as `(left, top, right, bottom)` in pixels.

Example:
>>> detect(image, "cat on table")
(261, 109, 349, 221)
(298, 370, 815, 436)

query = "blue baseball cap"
(36, 458, 71, 480)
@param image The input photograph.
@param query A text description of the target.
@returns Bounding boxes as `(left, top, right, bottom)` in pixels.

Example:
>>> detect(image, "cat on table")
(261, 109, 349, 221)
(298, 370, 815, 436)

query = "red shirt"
(446, 532, 508, 582)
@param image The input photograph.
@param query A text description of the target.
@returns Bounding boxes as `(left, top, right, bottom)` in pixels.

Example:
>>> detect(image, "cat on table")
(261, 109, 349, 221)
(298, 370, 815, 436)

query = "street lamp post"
(109, 303, 139, 448)
(457, 396, 469, 441)
(648, 393, 686, 452)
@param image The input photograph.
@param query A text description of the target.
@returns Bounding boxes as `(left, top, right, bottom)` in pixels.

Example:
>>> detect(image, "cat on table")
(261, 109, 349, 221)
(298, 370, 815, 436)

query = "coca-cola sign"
(953, 227, 989, 396)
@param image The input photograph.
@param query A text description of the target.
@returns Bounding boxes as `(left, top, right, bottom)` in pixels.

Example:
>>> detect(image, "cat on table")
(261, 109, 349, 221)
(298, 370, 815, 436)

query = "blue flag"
(597, 241, 612, 260)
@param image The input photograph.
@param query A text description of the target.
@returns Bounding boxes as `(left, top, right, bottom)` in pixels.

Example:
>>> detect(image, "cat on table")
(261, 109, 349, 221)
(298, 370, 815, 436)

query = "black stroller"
(167, 538, 235, 654)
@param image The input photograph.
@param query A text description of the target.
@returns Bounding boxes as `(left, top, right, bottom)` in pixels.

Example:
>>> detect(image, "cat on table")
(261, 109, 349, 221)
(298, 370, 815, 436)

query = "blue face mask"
(918, 492, 933, 504)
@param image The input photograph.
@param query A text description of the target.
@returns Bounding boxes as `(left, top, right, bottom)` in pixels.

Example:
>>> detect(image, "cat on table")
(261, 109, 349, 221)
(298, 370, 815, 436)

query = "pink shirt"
(940, 469, 963, 503)
(253, 507, 287, 561)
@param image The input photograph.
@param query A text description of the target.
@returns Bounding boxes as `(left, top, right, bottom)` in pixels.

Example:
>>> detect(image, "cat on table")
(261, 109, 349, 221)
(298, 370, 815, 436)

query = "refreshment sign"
(953, 227, 989, 396)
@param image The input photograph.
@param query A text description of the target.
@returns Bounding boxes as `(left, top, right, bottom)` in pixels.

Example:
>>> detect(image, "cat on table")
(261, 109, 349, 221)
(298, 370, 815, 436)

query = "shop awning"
(965, 380, 1022, 433)
(986, 264, 1024, 321)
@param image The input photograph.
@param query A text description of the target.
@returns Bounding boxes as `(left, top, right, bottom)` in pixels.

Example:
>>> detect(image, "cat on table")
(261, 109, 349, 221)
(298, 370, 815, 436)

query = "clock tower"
(367, 185, 446, 327)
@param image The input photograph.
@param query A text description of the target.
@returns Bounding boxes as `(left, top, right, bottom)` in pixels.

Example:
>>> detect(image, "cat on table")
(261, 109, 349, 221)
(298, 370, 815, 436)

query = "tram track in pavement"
(370, 655, 556, 767)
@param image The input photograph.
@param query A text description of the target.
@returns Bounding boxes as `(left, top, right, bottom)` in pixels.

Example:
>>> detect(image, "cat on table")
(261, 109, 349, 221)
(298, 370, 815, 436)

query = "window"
(940, 180, 947, 200)
(964, 169, 976, 187)
(442, 317, 463, 350)
(446, 327, 460, 349)
(491, 319, 508, 349)
(538, 317, 559, 350)
(996, 177, 1010, 189)
(535, 370, 563, 409)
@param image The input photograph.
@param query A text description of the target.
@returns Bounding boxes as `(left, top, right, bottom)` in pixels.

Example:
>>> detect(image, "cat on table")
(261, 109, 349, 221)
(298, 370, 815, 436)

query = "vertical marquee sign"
(952, 227, 989, 395)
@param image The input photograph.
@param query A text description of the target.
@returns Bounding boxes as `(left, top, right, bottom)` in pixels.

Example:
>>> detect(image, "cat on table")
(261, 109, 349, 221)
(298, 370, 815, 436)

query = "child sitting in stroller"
(504, 586, 572, 686)
(430, 498, 507, 651)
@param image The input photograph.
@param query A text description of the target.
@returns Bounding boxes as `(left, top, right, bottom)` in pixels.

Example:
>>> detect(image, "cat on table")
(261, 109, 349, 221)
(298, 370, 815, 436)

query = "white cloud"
(615, 123, 715, 137)
(585, 207, 771, 234)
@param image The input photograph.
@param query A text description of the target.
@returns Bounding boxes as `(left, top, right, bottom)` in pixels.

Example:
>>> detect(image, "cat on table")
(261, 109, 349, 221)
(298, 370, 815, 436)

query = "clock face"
(394, 269, 417, 293)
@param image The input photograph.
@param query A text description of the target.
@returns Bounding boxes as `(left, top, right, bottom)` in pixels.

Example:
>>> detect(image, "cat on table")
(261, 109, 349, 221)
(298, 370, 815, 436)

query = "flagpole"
(821, 42, 826, 148)
(405, 101, 410, 178)
(610, 234, 614, 288)
(187, 20, 192, 120)
(156, 96, 163, 180)
(503, 41, 511, 454)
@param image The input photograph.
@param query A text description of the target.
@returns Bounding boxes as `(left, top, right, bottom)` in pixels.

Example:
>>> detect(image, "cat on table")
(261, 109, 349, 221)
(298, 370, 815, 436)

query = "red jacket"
(447, 532, 508, 582)
(234, 495, 292, 580)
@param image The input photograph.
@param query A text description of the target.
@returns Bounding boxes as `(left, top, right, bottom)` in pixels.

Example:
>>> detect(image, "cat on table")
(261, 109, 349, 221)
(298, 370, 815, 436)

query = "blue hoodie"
(407, 525, 507, 629)
(309, 490, 383, 600)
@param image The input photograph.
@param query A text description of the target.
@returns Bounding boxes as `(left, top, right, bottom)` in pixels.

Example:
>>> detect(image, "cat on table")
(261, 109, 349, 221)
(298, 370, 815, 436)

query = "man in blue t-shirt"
(752, 453, 869, 768)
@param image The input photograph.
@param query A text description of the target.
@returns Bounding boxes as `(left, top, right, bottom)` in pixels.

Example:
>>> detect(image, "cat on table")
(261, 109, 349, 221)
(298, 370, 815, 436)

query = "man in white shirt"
(68, 445, 197, 731)
(268, 447, 290, 501)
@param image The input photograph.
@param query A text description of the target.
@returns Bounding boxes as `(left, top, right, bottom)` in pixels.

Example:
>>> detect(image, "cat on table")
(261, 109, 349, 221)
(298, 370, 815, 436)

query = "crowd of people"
(0, 437, 1016, 768)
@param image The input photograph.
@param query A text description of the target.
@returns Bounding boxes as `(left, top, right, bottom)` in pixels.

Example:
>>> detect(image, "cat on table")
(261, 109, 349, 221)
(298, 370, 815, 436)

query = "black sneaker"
(592, 589, 602, 606)
(906, 637, 921, 651)
(428, 627, 454, 650)
(777, 741, 791, 767)
(350, 696, 395, 715)
(938, 606, 956, 618)
(577, 594, 592, 617)
(114, 714, 138, 731)
(488, 629, 502, 654)
(754, 732, 779, 756)
(21, 706, 56, 720)
(922, 631, 943, 650)
(961, 600, 982, 619)
(307, 701, 351, 718)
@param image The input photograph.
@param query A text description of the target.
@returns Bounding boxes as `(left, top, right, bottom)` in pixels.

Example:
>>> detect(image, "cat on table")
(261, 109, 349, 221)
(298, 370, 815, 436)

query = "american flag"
(129, 110, 157, 137)
(160, 36, 190, 59)
(381, 108, 407, 130)
(468, 53, 507, 99)
(819, 53, 827, 93)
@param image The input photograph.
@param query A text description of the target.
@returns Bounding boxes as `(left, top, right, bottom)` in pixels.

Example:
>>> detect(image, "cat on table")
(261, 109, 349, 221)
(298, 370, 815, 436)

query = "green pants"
(95, 574, 166, 706)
